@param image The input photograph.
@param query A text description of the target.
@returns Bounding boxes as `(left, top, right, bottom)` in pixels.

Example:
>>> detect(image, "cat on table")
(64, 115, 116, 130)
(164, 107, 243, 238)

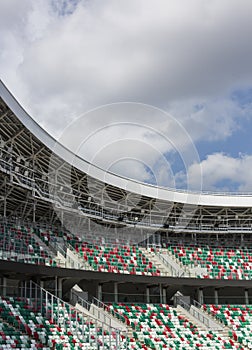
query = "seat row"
(72, 241, 160, 276)
(107, 303, 240, 349)
(0, 223, 55, 267)
(168, 244, 252, 279)
(204, 304, 252, 349)
(0, 296, 125, 349)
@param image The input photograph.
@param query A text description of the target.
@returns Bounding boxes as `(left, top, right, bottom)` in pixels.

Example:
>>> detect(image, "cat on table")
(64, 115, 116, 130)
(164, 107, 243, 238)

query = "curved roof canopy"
(1, 79, 252, 209)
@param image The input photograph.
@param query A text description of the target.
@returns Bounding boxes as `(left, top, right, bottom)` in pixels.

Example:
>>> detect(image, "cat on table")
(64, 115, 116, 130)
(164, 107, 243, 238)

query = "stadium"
(1, 79, 252, 349)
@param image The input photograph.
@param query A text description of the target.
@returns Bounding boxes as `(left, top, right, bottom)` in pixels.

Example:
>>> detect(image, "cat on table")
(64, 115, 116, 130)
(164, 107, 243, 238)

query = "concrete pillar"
(198, 288, 204, 304)
(55, 276, 58, 296)
(58, 278, 63, 299)
(98, 284, 103, 301)
(159, 284, 163, 303)
(146, 287, 150, 303)
(114, 282, 118, 303)
(163, 288, 167, 304)
(245, 289, 249, 304)
(214, 289, 219, 304)
(2, 277, 6, 297)
(40, 280, 44, 289)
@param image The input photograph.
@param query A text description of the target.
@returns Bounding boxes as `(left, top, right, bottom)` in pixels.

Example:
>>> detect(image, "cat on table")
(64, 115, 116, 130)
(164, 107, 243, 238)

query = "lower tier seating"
(107, 303, 240, 349)
(0, 296, 125, 349)
(204, 304, 252, 349)
(168, 244, 252, 279)
(0, 321, 43, 349)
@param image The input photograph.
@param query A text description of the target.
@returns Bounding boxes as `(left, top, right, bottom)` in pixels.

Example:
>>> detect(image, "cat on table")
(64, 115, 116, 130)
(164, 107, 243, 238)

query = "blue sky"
(1, 0, 252, 192)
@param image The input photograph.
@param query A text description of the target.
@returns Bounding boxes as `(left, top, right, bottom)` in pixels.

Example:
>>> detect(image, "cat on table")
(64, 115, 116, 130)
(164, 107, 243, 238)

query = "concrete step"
(177, 307, 248, 349)
(139, 247, 172, 275)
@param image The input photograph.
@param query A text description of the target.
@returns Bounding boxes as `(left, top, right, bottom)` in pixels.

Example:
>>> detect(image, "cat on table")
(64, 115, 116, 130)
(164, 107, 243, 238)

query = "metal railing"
(70, 289, 91, 311)
(156, 250, 186, 277)
(71, 293, 128, 347)
(178, 298, 211, 328)
(25, 281, 127, 349)
(0, 249, 54, 266)
(66, 243, 94, 271)
(92, 297, 126, 325)
(3, 156, 252, 233)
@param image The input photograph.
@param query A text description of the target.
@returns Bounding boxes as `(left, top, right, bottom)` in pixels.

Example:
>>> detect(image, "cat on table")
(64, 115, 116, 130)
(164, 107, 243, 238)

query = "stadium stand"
(0, 282, 127, 350)
(167, 244, 252, 279)
(0, 321, 41, 350)
(70, 240, 161, 275)
(2, 80, 252, 349)
(0, 222, 56, 266)
(203, 304, 252, 349)
(107, 303, 242, 349)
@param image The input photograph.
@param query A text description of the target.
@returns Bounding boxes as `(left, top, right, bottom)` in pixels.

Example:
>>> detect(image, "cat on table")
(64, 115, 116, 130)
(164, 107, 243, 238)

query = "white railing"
(72, 292, 127, 335)
(92, 297, 128, 329)
(156, 251, 186, 277)
(24, 281, 128, 349)
(0, 249, 53, 266)
(178, 298, 211, 328)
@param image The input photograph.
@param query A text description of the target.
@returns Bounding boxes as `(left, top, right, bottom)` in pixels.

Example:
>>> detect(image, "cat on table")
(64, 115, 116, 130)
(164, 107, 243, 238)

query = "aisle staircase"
(139, 247, 172, 276)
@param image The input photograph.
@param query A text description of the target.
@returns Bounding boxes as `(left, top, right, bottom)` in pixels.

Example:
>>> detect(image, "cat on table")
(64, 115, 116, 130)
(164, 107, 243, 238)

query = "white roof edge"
(1, 80, 252, 208)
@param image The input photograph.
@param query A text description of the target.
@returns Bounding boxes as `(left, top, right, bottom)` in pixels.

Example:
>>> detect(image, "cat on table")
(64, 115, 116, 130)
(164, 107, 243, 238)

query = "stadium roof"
(1, 80, 252, 207)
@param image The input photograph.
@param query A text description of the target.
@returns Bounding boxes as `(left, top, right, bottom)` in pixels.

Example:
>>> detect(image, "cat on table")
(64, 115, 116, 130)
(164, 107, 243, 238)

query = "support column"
(2, 277, 6, 297)
(58, 278, 63, 299)
(245, 289, 249, 304)
(40, 280, 44, 289)
(146, 287, 150, 303)
(198, 288, 204, 304)
(162, 287, 167, 304)
(214, 289, 219, 304)
(33, 200, 36, 223)
(159, 284, 162, 303)
(3, 196, 6, 218)
(114, 282, 118, 303)
(98, 284, 102, 301)
(55, 276, 58, 296)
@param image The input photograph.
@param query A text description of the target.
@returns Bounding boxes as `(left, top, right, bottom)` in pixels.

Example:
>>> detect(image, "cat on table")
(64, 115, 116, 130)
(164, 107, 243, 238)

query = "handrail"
(192, 299, 225, 330)
(156, 250, 186, 277)
(0, 249, 54, 266)
(178, 298, 211, 328)
(70, 289, 91, 311)
(66, 243, 94, 271)
(27, 281, 127, 349)
(92, 297, 127, 328)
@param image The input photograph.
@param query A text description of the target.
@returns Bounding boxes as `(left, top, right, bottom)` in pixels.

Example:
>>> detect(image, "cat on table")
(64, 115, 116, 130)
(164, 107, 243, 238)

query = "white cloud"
(181, 153, 252, 192)
(54, 103, 200, 188)
(1, 0, 252, 189)
(1, 1, 252, 122)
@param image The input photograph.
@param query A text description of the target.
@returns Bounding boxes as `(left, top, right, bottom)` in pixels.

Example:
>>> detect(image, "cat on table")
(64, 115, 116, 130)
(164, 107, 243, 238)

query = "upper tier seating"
(34, 227, 64, 246)
(0, 223, 55, 266)
(168, 244, 252, 279)
(107, 303, 240, 349)
(203, 304, 252, 349)
(0, 296, 125, 349)
(70, 239, 160, 275)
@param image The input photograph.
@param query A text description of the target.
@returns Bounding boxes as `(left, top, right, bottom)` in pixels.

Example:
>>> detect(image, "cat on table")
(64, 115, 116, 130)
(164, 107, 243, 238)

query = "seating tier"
(204, 304, 252, 349)
(168, 244, 252, 279)
(107, 303, 240, 349)
(72, 241, 161, 276)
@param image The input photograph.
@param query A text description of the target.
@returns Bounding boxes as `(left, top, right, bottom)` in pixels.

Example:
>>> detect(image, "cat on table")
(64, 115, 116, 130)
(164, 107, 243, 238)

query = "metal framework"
(1, 80, 252, 245)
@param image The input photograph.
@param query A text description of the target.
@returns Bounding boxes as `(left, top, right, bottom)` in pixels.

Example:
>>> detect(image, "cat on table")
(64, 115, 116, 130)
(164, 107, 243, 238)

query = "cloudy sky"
(1, 0, 252, 192)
